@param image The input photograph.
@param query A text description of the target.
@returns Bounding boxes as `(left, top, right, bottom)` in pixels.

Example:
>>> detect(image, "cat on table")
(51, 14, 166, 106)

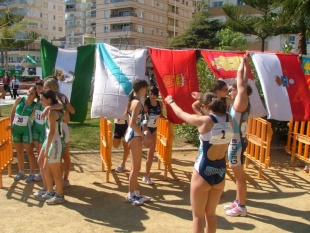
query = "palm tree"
(0, 7, 40, 69)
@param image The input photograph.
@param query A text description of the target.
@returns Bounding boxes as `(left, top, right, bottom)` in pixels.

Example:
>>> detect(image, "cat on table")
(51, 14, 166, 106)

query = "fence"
(0, 117, 13, 188)
(286, 121, 310, 167)
(244, 117, 273, 178)
(99, 118, 113, 182)
(156, 118, 174, 179)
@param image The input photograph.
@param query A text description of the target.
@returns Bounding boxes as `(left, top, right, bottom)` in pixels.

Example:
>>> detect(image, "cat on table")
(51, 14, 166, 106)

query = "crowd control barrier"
(286, 121, 310, 167)
(99, 118, 113, 182)
(156, 118, 174, 179)
(244, 118, 273, 178)
(0, 117, 13, 188)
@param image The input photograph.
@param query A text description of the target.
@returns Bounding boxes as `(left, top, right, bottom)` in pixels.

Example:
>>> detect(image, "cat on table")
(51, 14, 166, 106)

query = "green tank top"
(13, 97, 35, 127)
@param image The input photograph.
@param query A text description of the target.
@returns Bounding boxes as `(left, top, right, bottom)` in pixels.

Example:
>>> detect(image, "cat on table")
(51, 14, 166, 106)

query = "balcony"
(65, 0, 76, 4)
(105, 0, 136, 3)
(65, 8, 76, 12)
(110, 12, 137, 18)
(109, 27, 136, 33)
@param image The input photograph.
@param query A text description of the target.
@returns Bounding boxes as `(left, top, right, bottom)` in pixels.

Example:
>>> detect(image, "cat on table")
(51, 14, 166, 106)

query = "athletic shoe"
(134, 190, 151, 203)
(63, 180, 71, 190)
(303, 165, 309, 172)
(25, 173, 36, 183)
(142, 176, 154, 185)
(115, 164, 125, 173)
(33, 173, 43, 182)
(224, 200, 238, 211)
(126, 195, 144, 206)
(226, 206, 247, 217)
(33, 189, 47, 197)
(36, 192, 55, 202)
(46, 195, 65, 205)
(14, 172, 26, 181)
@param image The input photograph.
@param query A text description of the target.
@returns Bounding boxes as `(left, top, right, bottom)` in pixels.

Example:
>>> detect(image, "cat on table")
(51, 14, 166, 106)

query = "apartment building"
(63, 0, 96, 48)
(206, 0, 310, 53)
(0, 0, 65, 73)
(96, 0, 194, 49)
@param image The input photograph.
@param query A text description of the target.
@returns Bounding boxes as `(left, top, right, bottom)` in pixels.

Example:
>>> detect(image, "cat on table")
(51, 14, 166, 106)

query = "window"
(104, 25, 109, 32)
(54, 15, 56, 20)
(53, 26, 56, 30)
(237, 0, 244, 5)
(139, 11, 144, 19)
(212, 1, 223, 7)
(289, 35, 295, 45)
(138, 26, 144, 33)
(138, 0, 144, 4)
(150, 28, 154, 35)
(59, 27, 63, 32)
(306, 37, 310, 45)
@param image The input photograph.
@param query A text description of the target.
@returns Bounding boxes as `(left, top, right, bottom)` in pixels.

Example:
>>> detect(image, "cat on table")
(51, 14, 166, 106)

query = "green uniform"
(32, 101, 46, 143)
(42, 110, 65, 163)
(12, 97, 36, 144)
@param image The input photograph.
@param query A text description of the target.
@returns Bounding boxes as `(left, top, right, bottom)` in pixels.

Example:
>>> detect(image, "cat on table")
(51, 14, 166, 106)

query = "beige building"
(95, 0, 194, 49)
(0, 0, 65, 73)
(205, 0, 310, 53)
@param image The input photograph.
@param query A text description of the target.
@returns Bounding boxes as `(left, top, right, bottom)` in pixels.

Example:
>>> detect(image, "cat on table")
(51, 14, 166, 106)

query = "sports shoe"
(134, 190, 151, 203)
(33, 173, 43, 181)
(224, 200, 238, 210)
(14, 172, 26, 181)
(25, 173, 36, 183)
(115, 164, 125, 173)
(126, 195, 144, 206)
(142, 176, 154, 185)
(36, 192, 55, 202)
(303, 165, 309, 172)
(63, 180, 71, 190)
(226, 206, 247, 217)
(46, 195, 65, 205)
(33, 188, 47, 197)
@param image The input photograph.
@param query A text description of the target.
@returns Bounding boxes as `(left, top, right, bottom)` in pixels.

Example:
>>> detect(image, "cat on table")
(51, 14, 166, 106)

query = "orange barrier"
(99, 118, 113, 182)
(286, 121, 310, 167)
(0, 117, 13, 188)
(156, 117, 174, 179)
(244, 118, 273, 178)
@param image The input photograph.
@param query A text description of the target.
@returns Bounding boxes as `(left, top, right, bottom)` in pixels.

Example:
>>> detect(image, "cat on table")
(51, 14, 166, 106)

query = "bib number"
(13, 114, 28, 126)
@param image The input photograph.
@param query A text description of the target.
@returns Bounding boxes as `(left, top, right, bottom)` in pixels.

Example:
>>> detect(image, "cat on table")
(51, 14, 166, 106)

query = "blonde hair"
(43, 77, 59, 91)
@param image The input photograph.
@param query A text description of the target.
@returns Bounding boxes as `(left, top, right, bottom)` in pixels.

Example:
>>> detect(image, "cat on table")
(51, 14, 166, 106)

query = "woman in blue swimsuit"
(165, 92, 233, 233)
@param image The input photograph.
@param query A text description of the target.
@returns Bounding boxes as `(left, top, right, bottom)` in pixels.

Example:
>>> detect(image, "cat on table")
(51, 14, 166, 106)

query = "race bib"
(210, 122, 233, 144)
(147, 115, 159, 128)
(13, 114, 29, 127)
(34, 110, 44, 125)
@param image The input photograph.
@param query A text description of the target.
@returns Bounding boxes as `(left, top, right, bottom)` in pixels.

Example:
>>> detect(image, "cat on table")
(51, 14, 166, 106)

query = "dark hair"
(36, 80, 44, 86)
(125, 79, 148, 116)
(40, 90, 58, 105)
(211, 80, 227, 93)
(229, 81, 253, 96)
(200, 92, 226, 115)
(149, 85, 159, 97)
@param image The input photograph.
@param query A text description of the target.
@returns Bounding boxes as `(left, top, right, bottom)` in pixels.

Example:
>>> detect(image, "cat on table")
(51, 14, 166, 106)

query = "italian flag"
(252, 53, 310, 121)
(40, 38, 95, 122)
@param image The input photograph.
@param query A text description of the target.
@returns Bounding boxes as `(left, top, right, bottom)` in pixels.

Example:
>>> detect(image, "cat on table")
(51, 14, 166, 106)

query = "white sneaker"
(224, 200, 238, 210)
(142, 176, 154, 185)
(33, 188, 47, 197)
(116, 164, 125, 173)
(33, 173, 42, 182)
(226, 206, 247, 217)
(46, 195, 65, 205)
(126, 195, 144, 206)
(134, 190, 151, 203)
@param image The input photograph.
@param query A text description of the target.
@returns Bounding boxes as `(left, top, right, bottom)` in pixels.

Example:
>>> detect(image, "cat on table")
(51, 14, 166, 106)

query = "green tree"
(278, 0, 310, 54)
(215, 28, 249, 51)
(0, 7, 40, 69)
(167, 0, 224, 49)
(222, 0, 290, 52)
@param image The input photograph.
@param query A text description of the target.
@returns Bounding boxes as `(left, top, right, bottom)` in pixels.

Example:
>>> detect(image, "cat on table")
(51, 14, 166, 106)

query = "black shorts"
(113, 122, 128, 139)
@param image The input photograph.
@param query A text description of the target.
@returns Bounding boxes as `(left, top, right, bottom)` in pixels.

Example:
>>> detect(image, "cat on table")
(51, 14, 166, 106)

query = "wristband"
(168, 100, 175, 105)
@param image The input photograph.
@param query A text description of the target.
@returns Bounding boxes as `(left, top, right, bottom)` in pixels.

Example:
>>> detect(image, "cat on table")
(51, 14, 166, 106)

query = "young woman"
(165, 92, 233, 233)
(124, 79, 152, 206)
(42, 77, 75, 189)
(7, 86, 38, 183)
(37, 89, 65, 205)
(143, 85, 164, 185)
(3, 71, 13, 99)
(0, 86, 6, 116)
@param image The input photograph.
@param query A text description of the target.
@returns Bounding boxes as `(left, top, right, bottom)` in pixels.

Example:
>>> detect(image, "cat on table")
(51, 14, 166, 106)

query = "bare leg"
(24, 143, 36, 174)
(231, 165, 247, 205)
(128, 137, 143, 193)
(145, 131, 157, 177)
(14, 142, 25, 172)
(62, 143, 71, 181)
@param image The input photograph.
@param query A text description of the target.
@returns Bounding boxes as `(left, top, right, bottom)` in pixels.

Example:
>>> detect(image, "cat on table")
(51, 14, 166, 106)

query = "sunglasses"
(228, 88, 235, 93)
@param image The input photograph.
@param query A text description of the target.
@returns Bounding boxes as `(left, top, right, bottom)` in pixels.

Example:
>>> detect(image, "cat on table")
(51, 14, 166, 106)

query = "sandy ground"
(0, 146, 309, 233)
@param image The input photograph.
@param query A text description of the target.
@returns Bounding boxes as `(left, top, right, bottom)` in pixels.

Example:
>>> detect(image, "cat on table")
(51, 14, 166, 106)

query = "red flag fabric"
(149, 48, 199, 124)
(301, 56, 310, 90)
(201, 50, 267, 118)
(252, 53, 310, 121)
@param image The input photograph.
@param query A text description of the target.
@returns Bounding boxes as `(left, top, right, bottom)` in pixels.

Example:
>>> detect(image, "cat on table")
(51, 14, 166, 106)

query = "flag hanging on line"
(91, 43, 148, 119)
(301, 56, 310, 90)
(40, 38, 95, 123)
(251, 53, 310, 121)
(26, 54, 36, 64)
(149, 48, 199, 124)
(200, 50, 267, 119)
